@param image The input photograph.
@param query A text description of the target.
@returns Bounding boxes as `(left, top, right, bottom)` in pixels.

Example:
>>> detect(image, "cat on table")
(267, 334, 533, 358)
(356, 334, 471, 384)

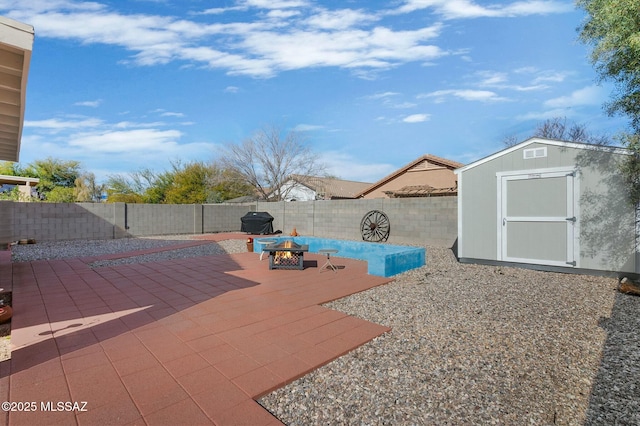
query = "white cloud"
(516, 86, 607, 121)
(224, 86, 240, 93)
(24, 117, 104, 131)
(403, 113, 430, 123)
(293, 124, 325, 131)
(74, 99, 102, 107)
(68, 129, 183, 153)
(394, 0, 572, 19)
(419, 89, 508, 102)
(305, 8, 378, 30)
(516, 108, 578, 121)
(149, 108, 185, 118)
(392, 102, 418, 109)
(239, 24, 444, 74)
(321, 151, 396, 182)
(241, 0, 309, 9)
(366, 92, 400, 100)
(266, 9, 301, 20)
(544, 85, 605, 108)
(114, 121, 167, 129)
(20, 113, 213, 180)
(199, 7, 246, 15)
(531, 70, 570, 84)
(364, 92, 417, 109)
(1, 1, 446, 78)
(474, 70, 551, 92)
(477, 71, 508, 86)
(159, 111, 185, 118)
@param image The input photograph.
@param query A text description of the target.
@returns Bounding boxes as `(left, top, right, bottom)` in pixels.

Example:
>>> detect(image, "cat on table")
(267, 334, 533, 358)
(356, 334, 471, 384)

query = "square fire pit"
(267, 240, 309, 270)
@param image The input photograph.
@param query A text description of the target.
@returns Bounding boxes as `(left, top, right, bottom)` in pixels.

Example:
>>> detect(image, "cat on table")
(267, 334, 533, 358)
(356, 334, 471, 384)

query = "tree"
(105, 174, 144, 203)
(577, 0, 640, 131)
(218, 125, 326, 201)
(532, 117, 610, 145)
(578, 1, 640, 206)
(502, 117, 610, 147)
(25, 157, 82, 200)
(208, 166, 255, 203)
(164, 162, 213, 204)
(104, 161, 257, 204)
(616, 132, 640, 205)
(0, 161, 21, 176)
(105, 168, 169, 203)
(501, 133, 520, 148)
(46, 186, 76, 203)
(0, 186, 19, 201)
(75, 173, 105, 202)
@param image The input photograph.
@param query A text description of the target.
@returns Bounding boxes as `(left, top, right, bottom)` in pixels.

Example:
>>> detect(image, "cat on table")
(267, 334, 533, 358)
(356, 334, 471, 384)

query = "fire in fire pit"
(268, 240, 309, 270)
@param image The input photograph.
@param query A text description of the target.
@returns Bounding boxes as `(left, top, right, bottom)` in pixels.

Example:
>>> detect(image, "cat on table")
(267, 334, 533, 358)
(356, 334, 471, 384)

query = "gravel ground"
(10, 235, 217, 263)
(0, 324, 9, 361)
(259, 248, 640, 426)
(5, 237, 640, 425)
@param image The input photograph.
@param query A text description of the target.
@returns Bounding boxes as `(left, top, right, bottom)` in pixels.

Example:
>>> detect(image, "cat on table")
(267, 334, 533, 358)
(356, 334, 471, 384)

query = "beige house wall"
(17, 184, 32, 201)
(361, 168, 458, 199)
(0, 175, 39, 201)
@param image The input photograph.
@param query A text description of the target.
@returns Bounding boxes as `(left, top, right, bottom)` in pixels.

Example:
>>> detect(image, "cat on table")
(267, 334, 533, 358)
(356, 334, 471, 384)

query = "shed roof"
(455, 137, 630, 175)
(0, 16, 34, 162)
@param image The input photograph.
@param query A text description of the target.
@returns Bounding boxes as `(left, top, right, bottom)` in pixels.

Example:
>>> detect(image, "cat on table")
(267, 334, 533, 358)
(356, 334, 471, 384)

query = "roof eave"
(0, 16, 35, 162)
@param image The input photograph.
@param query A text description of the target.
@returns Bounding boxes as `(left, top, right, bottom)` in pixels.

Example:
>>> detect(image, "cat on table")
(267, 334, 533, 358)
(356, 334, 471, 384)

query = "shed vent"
(523, 147, 547, 159)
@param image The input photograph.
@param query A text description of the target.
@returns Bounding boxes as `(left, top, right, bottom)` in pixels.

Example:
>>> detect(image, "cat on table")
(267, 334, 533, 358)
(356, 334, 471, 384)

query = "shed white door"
(498, 168, 578, 267)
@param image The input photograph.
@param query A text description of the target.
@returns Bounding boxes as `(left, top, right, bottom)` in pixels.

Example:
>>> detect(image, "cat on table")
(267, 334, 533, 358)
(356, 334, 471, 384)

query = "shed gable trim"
(454, 137, 630, 175)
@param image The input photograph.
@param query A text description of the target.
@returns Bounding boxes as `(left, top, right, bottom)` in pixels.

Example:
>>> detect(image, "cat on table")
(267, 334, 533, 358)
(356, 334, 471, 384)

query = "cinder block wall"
(0, 201, 14, 246)
(125, 204, 201, 236)
(204, 204, 256, 233)
(13, 202, 126, 241)
(6, 197, 458, 247)
(256, 197, 458, 247)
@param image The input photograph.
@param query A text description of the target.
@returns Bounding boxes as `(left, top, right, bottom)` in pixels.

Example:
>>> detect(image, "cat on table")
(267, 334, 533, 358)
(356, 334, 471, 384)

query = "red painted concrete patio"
(0, 234, 392, 425)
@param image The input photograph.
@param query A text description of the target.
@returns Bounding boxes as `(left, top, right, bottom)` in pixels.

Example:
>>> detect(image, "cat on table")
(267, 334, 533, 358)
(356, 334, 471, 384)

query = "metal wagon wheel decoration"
(360, 210, 390, 242)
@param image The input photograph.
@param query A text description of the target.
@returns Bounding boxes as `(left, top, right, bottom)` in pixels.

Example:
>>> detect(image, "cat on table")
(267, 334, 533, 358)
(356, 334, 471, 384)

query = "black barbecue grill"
(240, 211, 274, 235)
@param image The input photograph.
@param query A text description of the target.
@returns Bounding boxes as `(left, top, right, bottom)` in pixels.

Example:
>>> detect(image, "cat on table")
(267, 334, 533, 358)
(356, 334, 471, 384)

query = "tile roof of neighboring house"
(383, 185, 458, 197)
(355, 154, 464, 198)
(289, 175, 372, 199)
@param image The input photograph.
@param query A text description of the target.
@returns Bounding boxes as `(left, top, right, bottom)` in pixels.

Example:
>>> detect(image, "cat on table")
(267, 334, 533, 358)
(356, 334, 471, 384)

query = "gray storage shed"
(454, 137, 637, 275)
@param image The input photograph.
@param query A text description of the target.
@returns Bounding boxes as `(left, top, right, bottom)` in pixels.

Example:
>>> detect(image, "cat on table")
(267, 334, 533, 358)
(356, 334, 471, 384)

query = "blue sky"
(1, 0, 629, 183)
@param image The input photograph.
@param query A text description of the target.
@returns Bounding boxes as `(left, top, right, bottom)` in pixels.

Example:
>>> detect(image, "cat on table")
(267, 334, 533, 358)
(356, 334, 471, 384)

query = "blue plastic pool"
(253, 236, 425, 277)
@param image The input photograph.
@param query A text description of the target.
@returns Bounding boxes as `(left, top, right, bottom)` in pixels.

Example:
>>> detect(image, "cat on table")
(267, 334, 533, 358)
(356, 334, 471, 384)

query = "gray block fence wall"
(2, 197, 457, 247)
(258, 197, 457, 247)
(0, 201, 13, 247)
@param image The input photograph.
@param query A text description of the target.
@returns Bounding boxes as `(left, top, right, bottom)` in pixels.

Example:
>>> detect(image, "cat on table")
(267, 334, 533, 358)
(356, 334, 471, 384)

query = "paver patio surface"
(1, 234, 392, 425)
